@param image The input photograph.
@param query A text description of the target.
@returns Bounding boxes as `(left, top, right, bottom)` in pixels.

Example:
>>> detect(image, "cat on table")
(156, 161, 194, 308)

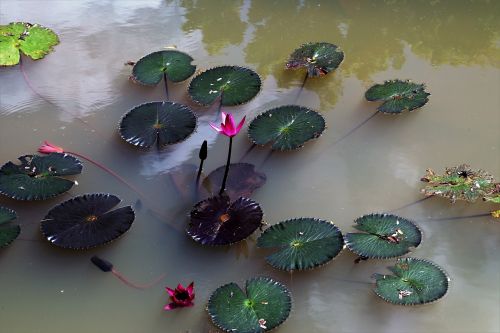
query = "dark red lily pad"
(40, 193, 135, 250)
(187, 194, 263, 246)
(202, 163, 266, 200)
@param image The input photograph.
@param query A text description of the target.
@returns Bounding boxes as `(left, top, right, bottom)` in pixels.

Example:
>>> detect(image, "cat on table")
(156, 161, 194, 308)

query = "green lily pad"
(345, 214, 422, 259)
(131, 50, 196, 85)
(0, 153, 82, 201)
(286, 42, 344, 77)
(188, 66, 261, 106)
(187, 194, 263, 246)
(257, 218, 344, 271)
(41, 193, 135, 250)
(119, 101, 197, 149)
(0, 22, 59, 66)
(208, 276, 292, 333)
(248, 105, 326, 151)
(0, 206, 20, 248)
(373, 258, 450, 305)
(421, 164, 496, 203)
(365, 79, 430, 114)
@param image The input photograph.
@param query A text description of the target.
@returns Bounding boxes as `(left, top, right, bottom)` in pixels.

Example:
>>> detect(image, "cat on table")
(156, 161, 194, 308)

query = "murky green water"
(1, 1, 499, 332)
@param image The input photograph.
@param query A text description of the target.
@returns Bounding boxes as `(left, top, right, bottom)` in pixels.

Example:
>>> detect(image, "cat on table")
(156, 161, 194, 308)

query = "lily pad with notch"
(286, 42, 344, 77)
(421, 164, 496, 203)
(0, 206, 20, 248)
(131, 50, 196, 85)
(257, 218, 344, 271)
(202, 163, 266, 200)
(40, 193, 134, 250)
(365, 79, 430, 114)
(119, 101, 197, 149)
(208, 276, 292, 333)
(248, 105, 326, 151)
(345, 213, 422, 259)
(187, 194, 263, 246)
(0, 22, 59, 66)
(373, 257, 450, 305)
(188, 66, 261, 106)
(0, 153, 82, 201)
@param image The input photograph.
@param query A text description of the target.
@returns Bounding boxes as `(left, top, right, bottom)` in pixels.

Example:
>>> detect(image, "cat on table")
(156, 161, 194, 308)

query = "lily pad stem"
(425, 212, 490, 221)
(389, 196, 433, 213)
(219, 136, 233, 195)
(294, 72, 308, 103)
(163, 72, 169, 100)
(331, 111, 379, 147)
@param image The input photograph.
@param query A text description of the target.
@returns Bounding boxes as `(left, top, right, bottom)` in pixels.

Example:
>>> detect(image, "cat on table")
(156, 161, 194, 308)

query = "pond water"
(1, 1, 499, 332)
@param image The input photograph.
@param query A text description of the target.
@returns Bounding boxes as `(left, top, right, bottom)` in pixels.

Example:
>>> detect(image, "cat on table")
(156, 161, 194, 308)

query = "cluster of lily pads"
(1, 22, 498, 333)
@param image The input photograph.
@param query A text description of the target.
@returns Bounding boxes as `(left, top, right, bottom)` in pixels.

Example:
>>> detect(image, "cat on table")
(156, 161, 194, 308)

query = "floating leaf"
(119, 101, 197, 149)
(208, 276, 292, 333)
(345, 213, 422, 259)
(286, 42, 344, 77)
(188, 66, 261, 106)
(40, 193, 134, 250)
(365, 79, 430, 114)
(0, 153, 82, 201)
(373, 258, 450, 305)
(0, 22, 59, 66)
(187, 194, 263, 246)
(257, 218, 344, 271)
(0, 206, 20, 248)
(421, 164, 496, 203)
(131, 50, 196, 85)
(248, 105, 326, 151)
(483, 184, 500, 203)
(202, 163, 266, 200)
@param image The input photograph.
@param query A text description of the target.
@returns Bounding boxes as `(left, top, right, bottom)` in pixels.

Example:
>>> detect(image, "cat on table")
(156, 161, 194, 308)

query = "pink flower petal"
(186, 282, 194, 295)
(235, 116, 246, 134)
(164, 303, 177, 311)
(221, 112, 227, 123)
(224, 113, 236, 133)
(209, 123, 222, 133)
(166, 287, 176, 296)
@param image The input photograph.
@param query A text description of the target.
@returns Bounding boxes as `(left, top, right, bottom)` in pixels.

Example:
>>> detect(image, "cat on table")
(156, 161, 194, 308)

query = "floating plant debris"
(202, 163, 266, 200)
(0, 206, 20, 248)
(119, 101, 197, 149)
(41, 193, 134, 249)
(248, 105, 326, 151)
(207, 277, 292, 333)
(345, 213, 422, 260)
(164, 282, 195, 310)
(421, 164, 497, 203)
(90, 256, 165, 289)
(257, 218, 344, 271)
(0, 153, 82, 200)
(188, 66, 261, 106)
(286, 42, 344, 77)
(372, 258, 450, 305)
(131, 50, 196, 85)
(365, 79, 430, 114)
(0, 22, 59, 66)
(187, 194, 263, 246)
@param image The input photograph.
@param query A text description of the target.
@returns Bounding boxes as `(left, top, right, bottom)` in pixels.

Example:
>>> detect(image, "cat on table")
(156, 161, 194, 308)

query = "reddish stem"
(66, 150, 146, 199)
(111, 269, 166, 290)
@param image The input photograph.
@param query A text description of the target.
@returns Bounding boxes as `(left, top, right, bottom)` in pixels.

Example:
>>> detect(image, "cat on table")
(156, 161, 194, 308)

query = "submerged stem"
(294, 72, 308, 103)
(425, 213, 491, 221)
(219, 136, 233, 195)
(389, 196, 433, 213)
(331, 111, 379, 147)
(67, 151, 146, 199)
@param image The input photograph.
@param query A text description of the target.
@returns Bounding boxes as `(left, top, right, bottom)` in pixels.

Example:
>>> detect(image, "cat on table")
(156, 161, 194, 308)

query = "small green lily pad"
(188, 66, 261, 106)
(208, 276, 292, 333)
(373, 257, 450, 305)
(119, 101, 197, 149)
(345, 214, 422, 259)
(0, 206, 20, 248)
(286, 42, 344, 77)
(0, 153, 82, 201)
(0, 22, 59, 66)
(421, 164, 496, 203)
(248, 105, 326, 151)
(257, 218, 344, 271)
(131, 50, 196, 85)
(365, 79, 430, 114)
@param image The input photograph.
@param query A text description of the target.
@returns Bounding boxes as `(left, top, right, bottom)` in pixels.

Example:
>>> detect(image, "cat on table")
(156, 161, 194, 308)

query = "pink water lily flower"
(38, 141, 64, 154)
(164, 282, 195, 310)
(210, 112, 245, 137)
